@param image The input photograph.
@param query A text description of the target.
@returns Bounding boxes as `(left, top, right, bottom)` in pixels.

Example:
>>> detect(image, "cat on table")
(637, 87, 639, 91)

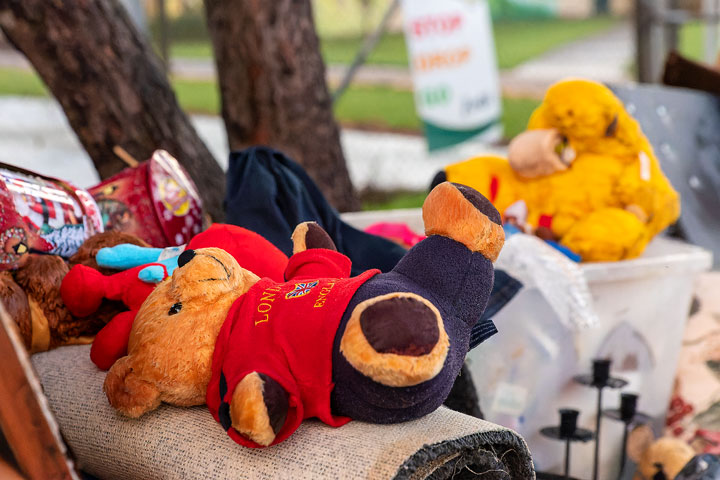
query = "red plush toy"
(61, 224, 289, 370)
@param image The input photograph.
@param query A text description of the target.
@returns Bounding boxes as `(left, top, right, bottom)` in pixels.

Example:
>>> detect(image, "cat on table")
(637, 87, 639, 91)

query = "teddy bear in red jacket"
(103, 182, 504, 447)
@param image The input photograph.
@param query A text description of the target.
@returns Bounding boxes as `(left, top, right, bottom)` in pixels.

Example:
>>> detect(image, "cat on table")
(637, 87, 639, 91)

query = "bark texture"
(0, 0, 225, 221)
(204, 0, 360, 212)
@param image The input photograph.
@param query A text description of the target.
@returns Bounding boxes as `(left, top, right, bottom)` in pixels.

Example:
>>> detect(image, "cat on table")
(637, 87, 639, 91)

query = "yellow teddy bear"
(441, 79, 680, 262)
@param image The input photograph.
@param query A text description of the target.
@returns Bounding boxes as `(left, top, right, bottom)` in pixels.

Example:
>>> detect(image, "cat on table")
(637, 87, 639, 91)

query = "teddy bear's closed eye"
(168, 302, 182, 315)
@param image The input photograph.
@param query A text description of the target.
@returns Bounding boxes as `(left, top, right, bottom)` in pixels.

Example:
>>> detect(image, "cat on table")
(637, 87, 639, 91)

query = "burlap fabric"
(32, 345, 535, 479)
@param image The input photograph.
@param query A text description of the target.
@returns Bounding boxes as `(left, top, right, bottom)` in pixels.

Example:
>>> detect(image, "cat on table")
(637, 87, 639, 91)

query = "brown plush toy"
(0, 231, 149, 352)
(628, 424, 696, 479)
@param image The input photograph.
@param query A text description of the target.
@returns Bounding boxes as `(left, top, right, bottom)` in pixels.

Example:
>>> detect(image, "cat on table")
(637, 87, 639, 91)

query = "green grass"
(320, 33, 409, 66)
(334, 85, 540, 137)
(334, 85, 420, 130)
(501, 97, 540, 138)
(0, 68, 48, 96)
(0, 68, 539, 139)
(679, 21, 709, 63)
(169, 17, 618, 70)
(170, 41, 214, 59)
(171, 17, 617, 69)
(323, 17, 620, 69)
(361, 190, 428, 211)
(170, 76, 221, 115)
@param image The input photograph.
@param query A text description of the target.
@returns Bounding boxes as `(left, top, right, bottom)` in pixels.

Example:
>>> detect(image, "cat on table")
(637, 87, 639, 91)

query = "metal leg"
(565, 438, 571, 480)
(593, 387, 603, 480)
(620, 424, 629, 477)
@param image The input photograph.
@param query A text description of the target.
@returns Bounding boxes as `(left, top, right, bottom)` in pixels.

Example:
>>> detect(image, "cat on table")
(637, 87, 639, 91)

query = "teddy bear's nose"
(178, 249, 196, 268)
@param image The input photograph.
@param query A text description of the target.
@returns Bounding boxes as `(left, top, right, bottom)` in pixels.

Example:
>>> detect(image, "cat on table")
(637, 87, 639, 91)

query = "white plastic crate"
(343, 208, 713, 478)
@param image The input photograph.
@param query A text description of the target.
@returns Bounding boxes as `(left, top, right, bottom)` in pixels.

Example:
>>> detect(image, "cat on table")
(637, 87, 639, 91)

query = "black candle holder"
(603, 392, 652, 477)
(540, 408, 594, 479)
(573, 358, 628, 480)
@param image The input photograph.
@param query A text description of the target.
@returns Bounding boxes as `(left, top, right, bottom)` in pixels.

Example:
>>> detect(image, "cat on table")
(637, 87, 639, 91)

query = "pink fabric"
(364, 222, 425, 248)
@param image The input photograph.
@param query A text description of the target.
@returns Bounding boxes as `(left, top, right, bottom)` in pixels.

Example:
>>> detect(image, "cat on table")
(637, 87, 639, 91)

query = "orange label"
(413, 48, 470, 72)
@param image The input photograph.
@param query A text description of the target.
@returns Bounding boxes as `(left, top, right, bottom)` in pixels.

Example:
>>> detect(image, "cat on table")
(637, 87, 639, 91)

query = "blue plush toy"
(96, 244, 185, 283)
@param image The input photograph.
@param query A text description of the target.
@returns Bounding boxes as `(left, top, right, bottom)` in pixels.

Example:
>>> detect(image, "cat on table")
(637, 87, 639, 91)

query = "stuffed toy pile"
(1, 230, 149, 352)
(102, 182, 504, 447)
(436, 79, 680, 262)
(61, 224, 290, 370)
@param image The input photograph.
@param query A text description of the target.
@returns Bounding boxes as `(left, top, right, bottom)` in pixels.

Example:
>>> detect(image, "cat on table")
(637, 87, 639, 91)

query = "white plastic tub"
(343, 208, 713, 479)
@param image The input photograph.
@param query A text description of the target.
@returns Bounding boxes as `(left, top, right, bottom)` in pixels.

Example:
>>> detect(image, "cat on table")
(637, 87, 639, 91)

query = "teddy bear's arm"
(560, 207, 649, 261)
(614, 152, 680, 238)
(228, 372, 291, 447)
(104, 355, 161, 418)
(61, 265, 156, 316)
(90, 311, 136, 370)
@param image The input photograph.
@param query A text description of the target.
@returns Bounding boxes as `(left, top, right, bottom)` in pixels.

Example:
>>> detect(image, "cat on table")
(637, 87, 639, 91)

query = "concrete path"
(500, 21, 634, 98)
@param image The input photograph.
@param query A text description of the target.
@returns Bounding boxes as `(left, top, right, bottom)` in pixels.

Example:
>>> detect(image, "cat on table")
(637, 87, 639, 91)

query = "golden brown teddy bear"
(103, 246, 259, 415)
(439, 79, 680, 262)
(627, 424, 696, 479)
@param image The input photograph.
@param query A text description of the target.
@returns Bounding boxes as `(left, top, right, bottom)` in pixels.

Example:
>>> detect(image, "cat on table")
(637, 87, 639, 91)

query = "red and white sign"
(402, 0, 502, 147)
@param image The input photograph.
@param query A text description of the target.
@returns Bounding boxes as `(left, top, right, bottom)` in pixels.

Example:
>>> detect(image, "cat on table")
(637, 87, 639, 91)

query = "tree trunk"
(204, 0, 360, 212)
(0, 0, 225, 221)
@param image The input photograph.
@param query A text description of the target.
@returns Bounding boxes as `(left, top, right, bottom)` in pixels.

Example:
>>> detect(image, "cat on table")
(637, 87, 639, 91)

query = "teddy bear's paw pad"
(230, 372, 289, 447)
(291, 222, 337, 254)
(340, 292, 449, 387)
(422, 182, 504, 261)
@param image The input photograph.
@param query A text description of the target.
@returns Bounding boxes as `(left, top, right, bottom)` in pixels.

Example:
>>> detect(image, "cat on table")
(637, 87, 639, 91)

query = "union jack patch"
(285, 281, 319, 299)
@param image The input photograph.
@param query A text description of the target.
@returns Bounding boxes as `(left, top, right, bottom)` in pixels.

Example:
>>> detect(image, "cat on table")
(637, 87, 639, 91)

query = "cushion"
(32, 345, 534, 479)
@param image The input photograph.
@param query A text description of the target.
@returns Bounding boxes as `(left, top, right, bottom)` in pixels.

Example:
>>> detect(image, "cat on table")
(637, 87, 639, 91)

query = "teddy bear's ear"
(627, 424, 655, 464)
(104, 356, 161, 418)
(291, 222, 336, 254)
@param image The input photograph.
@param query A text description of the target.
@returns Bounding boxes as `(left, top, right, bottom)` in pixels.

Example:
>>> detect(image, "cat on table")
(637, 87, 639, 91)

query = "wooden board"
(0, 457, 25, 480)
(0, 303, 79, 479)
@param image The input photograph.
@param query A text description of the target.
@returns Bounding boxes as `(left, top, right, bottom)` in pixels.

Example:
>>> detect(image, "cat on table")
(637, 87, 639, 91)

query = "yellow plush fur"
(230, 372, 276, 447)
(627, 426, 695, 480)
(635, 437, 694, 479)
(444, 79, 680, 262)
